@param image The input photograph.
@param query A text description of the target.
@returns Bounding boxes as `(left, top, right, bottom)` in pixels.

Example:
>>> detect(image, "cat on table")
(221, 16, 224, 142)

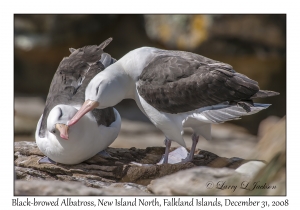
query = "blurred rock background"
(14, 14, 286, 159)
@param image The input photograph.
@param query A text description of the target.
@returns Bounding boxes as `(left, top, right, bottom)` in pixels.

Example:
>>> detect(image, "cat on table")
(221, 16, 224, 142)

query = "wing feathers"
(39, 43, 116, 137)
(250, 90, 280, 99)
(138, 51, 266, 114)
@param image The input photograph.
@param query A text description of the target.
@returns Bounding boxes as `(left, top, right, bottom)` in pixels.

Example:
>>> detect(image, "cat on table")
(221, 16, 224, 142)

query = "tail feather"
(100, 53, 116, 68)
(250, 90, 280, 99)
(201, 103, 271, 123)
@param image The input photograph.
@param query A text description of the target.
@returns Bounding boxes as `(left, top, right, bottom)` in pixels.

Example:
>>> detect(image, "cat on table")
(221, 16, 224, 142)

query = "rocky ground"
(14, 97, 286, 196)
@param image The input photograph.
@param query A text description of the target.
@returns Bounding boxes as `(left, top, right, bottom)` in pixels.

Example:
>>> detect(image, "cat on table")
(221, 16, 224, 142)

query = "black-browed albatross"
(35, 38, 121, 165)
(68, 42, 279, 164)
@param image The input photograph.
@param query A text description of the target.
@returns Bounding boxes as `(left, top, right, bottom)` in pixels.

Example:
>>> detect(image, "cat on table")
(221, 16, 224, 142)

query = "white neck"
(117, 47, 157, 96)
(86, 47, 157, 109)
(86, 62, 133, 109)
(102, 62, 134, 98)
(91, 47, 155, 104)
(118, 47, 154, 80)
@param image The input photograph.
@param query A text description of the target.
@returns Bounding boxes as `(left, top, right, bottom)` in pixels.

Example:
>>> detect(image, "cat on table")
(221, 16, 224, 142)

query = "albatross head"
(68, 66, 129, 127)
(47, 105, 79, 140)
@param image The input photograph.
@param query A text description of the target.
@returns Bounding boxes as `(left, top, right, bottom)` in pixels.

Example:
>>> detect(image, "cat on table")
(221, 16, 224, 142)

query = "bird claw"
(97, 150, 112, 158)
(38, 156, 57, 164)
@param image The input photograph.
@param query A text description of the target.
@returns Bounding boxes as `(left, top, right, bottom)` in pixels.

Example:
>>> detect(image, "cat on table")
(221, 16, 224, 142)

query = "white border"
(3, 0, 297, 208)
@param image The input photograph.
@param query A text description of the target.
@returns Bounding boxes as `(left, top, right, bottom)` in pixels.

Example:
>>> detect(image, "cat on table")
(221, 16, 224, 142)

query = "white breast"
(35, 108, 121, 164)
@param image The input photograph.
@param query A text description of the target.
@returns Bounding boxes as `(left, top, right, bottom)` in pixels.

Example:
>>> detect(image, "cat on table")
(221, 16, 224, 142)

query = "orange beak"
(68, 100, 99, 126)
(55, 123, 69, 140)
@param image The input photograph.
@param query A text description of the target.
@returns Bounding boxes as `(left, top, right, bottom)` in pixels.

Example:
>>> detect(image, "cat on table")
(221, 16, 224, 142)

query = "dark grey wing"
(68, 38, 113, 64)
(137, 54, 260, 114)
(69, 45, 104, 64)
(39, 57, 89, 137)
(39, 52, 117, 138)
(154, 49, 236, 72)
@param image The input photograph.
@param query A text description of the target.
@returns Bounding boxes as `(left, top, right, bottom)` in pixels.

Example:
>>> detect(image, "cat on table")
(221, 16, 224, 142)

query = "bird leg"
(182, 133, 199, 163)
(162, 138, 172, 164)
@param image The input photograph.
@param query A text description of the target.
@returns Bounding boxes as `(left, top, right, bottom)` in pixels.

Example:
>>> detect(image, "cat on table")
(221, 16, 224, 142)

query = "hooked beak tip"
(56, 123, 69, 140)
(60, 133, 69, 140)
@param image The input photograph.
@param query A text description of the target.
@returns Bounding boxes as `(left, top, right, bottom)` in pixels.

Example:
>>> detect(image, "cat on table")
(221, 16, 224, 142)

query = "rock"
(15, 180, 103, 196)
(147, 167, 250, 195)
(14, 97, 45, 119)
(112, 117, 258, 159)
(245, 151, 286, 196)
(144, 15, 211, 50)
(257, 115, 281, 139)
(14, 141, 263, 195)
(147, 164, 284, 196)
(15, 180, 149, 196)
(209, 15, 286, 49)
(246, 116, 286, 195)
(254, 116, 286, 162)
(120, 119, 161, 135)
(14, 97, 45, 135)
(211, 123, 256, 141)
(235, 161, 266, 178)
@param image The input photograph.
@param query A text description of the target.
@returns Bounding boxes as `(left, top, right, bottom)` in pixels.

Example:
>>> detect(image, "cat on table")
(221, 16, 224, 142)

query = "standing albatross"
(68, 44, 279, 164)
(35, 38, 121, 164)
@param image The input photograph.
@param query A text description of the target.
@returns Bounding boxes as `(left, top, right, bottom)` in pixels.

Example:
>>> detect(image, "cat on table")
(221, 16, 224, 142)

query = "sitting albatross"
(35, 38, 121, 164)
(68, 43, 279, 164)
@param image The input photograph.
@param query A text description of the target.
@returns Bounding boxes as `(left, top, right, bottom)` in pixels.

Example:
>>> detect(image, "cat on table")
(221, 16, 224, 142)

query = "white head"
(86, 71, 129, 107)
(47, 105, 79, 140)
(68, 64, 131, 126)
